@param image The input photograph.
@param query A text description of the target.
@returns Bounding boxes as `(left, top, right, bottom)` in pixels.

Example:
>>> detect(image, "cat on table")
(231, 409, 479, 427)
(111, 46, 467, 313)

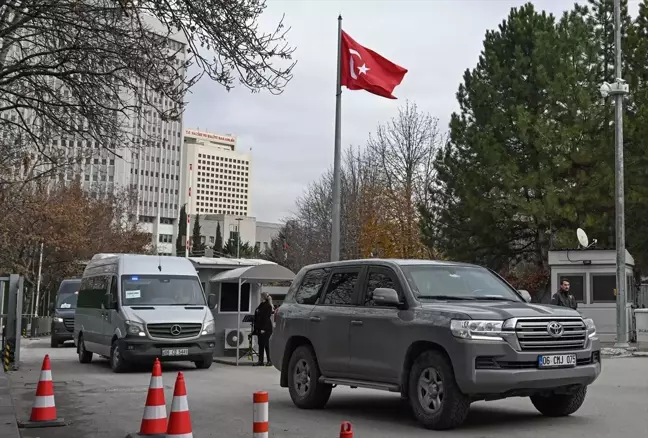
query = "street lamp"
(235, 217, 243, 259)
(600, 0, 630, 348)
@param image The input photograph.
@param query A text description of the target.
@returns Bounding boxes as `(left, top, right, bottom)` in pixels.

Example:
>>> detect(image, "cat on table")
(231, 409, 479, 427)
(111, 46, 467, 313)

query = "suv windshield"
(121, 275, 206, 306)
(401, 265, 522, 302)
(56, 281, 80, 308)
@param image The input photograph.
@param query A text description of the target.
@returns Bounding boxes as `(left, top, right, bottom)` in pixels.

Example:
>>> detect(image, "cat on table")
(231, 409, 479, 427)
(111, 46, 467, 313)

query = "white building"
(181, 129, 252, 217)
(255, 221, 283, 254)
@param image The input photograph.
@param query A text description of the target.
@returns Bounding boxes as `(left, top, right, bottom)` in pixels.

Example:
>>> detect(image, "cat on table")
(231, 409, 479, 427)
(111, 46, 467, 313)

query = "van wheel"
(408, 350, 471, 430)
(110, 341, 128, 373)
(530, 386, 587, 417)
(287, 345, 332, 409)
(194, 355, 213, 369)
(77, 335, 93, 363)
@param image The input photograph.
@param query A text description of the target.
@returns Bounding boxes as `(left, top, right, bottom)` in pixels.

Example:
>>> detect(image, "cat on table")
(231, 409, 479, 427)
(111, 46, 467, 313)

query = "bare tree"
(367, 100, 442, 256)
(0, 0, 296, 187)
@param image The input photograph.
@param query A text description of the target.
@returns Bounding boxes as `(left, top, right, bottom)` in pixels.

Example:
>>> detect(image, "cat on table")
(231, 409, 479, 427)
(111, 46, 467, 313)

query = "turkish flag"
(340, 30, 408, 99)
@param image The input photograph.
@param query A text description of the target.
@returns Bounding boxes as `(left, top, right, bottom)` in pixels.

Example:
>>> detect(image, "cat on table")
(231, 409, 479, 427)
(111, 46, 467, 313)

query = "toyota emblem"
(170, 325, 182, 336)
(546, 321, 564, 338)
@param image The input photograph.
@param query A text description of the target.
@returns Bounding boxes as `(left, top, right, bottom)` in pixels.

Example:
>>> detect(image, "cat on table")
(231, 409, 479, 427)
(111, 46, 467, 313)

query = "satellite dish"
(576, 228, 589, 248)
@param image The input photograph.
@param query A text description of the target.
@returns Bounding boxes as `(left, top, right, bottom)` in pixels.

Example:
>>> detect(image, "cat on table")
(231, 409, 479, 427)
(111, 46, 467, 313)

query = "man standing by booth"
(551, 279, 578, 310)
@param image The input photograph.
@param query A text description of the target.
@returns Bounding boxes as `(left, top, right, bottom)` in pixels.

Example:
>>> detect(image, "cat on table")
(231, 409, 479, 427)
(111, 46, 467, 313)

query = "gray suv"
(270, 259, 601, 430)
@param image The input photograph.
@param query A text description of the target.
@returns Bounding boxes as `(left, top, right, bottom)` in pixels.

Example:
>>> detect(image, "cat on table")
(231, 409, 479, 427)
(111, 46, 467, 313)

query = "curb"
(0, 372, 21, 438)
(213, 357, 255, 367)
(601, 347, 648, 358)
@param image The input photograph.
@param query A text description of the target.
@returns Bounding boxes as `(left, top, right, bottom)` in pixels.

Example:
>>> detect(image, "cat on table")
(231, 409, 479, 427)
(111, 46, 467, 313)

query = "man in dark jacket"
(551, 279, 578, 310)
(253, 292, 274, 366)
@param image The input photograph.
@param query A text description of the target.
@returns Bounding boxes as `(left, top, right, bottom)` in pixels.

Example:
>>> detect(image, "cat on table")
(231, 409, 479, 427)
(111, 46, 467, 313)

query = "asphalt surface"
(6, 339, 648, 437)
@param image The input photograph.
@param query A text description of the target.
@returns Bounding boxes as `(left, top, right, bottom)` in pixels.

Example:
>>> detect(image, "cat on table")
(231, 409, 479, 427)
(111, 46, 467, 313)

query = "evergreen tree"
(176, 205, 187, 256)
(214, 222, 223, 252)
(190, 215, 204, 256)
(421, 3, 612, 270)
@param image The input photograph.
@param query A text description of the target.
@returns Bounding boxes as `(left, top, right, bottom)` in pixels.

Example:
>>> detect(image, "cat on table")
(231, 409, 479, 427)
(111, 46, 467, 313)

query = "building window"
(219, 282, 250, 313)
(592, 274, 617, 303)
(557, 274, 585, 303)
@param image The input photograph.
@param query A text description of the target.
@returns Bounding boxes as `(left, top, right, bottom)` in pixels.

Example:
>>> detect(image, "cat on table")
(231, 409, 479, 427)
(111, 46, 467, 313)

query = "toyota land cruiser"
(270, 259, 601, 430)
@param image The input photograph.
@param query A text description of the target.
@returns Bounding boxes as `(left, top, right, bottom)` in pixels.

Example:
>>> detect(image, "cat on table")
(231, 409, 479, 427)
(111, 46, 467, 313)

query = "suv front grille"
(63, 318, 74, 331)
(515, 318, 586, 351)
(147, 323, 202, 339)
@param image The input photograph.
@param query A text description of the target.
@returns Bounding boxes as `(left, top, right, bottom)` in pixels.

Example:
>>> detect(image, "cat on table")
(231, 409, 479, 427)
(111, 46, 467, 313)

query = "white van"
(73, 253, 218, 372)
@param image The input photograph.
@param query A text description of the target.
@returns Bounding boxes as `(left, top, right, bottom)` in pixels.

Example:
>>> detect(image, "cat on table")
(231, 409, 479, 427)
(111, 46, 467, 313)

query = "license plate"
(538, 354, 577, 368)
(161, 348, 189, 357)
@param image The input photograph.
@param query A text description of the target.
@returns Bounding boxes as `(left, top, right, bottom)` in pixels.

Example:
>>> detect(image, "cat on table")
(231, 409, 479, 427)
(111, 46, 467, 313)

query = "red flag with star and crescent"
(340, 30, 408, 99)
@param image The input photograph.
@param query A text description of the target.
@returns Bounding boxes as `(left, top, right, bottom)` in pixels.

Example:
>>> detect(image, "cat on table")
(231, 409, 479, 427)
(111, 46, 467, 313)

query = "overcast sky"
(184, 0, 640, 224)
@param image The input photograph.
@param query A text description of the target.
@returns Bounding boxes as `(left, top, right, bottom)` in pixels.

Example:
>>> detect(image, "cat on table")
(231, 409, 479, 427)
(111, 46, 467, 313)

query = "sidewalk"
(601, 341, 648, 357)
(0, 372, 20, 438)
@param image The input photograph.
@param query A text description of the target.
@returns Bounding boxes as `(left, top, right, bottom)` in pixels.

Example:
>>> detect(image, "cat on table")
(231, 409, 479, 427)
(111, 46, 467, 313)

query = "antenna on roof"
(158, 253, 162, 272)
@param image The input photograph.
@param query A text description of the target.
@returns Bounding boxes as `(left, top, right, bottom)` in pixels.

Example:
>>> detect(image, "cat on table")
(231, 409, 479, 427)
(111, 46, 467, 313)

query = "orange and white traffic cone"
(126, 358, 167, 438)
(166, 372, 193, 438)
(18, 355, 66, 428)
(253, 391, 269, 438)
(339, 421, 353, 437)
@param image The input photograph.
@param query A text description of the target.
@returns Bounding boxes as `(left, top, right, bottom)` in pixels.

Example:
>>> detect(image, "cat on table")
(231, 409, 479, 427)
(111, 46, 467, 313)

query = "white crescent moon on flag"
(349, 49, 362, 79)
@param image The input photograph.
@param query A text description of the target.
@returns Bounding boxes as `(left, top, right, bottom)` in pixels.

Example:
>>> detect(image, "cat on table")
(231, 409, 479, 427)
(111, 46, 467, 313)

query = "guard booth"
(1, 274, 24, 371)
(548, 249, 635, 343)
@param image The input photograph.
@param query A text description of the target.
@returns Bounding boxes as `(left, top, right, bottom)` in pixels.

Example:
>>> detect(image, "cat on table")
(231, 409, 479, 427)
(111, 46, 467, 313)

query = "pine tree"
(176, 205, 187, 256)
(214, 222, 223, 252)
(190, 215, 204, 256)
(421, 3, 612, 270)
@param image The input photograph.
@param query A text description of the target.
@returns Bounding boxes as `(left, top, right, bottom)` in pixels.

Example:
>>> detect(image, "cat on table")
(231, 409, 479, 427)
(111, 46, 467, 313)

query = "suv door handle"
(309, 316, 321, 322)
(351, 320, 363, 326)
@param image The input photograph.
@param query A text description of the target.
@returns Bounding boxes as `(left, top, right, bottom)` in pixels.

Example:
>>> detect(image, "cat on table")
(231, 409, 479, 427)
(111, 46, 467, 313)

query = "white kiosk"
(548, 246, 635, 343)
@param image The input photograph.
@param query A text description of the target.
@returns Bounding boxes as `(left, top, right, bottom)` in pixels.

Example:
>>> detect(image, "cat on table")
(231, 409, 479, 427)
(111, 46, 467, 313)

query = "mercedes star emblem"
(170, 325, 182, 336)
(546, 321, 564, 338)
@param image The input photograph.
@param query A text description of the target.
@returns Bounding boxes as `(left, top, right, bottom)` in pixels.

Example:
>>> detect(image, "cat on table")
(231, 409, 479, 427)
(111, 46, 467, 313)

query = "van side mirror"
(518, 290, 532, 303)
(207, 294, 218, 309)
(104, 294, 115, 309)
(372, 288, 401, 306)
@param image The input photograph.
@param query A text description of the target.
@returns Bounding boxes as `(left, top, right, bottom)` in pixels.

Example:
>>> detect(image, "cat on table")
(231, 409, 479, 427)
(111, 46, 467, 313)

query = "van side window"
(78, 276, 110, 309)
(294, 269, 330, 305)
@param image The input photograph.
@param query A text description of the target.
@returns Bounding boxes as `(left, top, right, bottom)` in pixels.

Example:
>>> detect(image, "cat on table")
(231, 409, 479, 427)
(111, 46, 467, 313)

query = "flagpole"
(331, 14, 343, 262)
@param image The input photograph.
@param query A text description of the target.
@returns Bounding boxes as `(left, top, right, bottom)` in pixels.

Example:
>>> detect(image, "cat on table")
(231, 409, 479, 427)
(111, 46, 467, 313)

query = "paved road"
(7, 339, 648, 437)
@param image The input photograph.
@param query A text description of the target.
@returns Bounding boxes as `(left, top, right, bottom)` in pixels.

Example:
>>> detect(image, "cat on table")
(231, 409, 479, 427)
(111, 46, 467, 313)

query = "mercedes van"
(74, 253, 218, 372)
(50, 278, 81, 348)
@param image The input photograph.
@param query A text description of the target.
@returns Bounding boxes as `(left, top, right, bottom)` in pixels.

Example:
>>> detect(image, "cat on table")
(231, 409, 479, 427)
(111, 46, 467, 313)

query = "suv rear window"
(294, 268, 330, 304)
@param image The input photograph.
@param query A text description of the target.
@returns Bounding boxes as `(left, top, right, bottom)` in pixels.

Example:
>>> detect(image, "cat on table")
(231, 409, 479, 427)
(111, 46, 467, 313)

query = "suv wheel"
(530, 386, 587, 417)
(77, 335, 93, 363)
(50, 336, 60, 348)
(110, 341, 128, 373)
(287, 345, 332, 409)
(408, 350, 470, 430)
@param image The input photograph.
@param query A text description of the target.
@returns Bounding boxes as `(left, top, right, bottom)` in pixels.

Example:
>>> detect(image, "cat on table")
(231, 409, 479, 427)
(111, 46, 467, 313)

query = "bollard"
(253, 391, 269, 438)
(339, 421, 353, 437)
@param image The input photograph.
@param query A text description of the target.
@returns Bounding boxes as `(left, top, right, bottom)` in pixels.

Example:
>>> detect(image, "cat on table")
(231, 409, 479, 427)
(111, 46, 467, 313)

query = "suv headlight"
(450, 320, 506, 341)
(583, 318, 597, 338)
(54, 317, 64, 323)
(125, 320, 145, 337)
(202, 320, 215, 335)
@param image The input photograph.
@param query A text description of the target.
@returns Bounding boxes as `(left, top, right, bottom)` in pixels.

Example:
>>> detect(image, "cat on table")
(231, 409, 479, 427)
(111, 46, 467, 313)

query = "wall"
(197, 214, 256, 249)
(195, 267, 262, 357)
(255, 221, 282, 253)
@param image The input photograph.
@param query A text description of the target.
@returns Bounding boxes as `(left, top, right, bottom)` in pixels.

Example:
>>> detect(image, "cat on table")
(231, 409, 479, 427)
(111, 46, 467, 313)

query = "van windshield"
(121, 275, 206, 306)
(56, 281, 80, 309)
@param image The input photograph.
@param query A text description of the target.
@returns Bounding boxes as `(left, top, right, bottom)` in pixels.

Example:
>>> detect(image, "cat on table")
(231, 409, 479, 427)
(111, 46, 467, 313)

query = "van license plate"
(538, 354, 576, 368)
(162, 348, 189, 357)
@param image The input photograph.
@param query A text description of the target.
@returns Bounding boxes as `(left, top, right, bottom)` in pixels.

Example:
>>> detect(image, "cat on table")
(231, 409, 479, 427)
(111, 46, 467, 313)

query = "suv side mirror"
(207, 294, 218, 309)
(518, 290, 532, 303)
(372, 288, 401, 306)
